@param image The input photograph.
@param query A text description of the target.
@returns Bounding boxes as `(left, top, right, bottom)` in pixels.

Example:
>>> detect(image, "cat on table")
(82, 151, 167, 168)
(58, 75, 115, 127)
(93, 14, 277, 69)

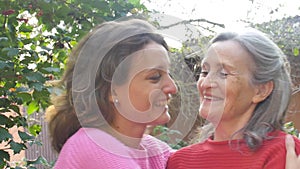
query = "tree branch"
(158, 18, 225, 30)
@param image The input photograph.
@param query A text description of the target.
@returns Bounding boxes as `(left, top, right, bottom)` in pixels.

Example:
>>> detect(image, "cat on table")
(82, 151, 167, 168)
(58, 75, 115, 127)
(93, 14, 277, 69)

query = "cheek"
(224, 81, 236, 96)
(223, 80, 244, 109)
(196, 78, 203, 94)
(129, 88, 151, 111)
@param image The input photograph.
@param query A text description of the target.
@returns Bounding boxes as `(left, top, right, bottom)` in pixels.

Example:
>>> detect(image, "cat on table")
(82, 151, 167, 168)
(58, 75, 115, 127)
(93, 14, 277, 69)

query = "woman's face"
(197, 40, 258, 126)
(113, 42, 177, 125)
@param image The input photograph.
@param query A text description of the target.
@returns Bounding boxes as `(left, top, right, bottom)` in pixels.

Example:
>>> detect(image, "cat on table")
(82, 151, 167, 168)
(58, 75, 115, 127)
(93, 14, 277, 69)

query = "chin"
(199, 108, 208, 119)
(149, 112, 171, 125)
(199, 109, 221, 124)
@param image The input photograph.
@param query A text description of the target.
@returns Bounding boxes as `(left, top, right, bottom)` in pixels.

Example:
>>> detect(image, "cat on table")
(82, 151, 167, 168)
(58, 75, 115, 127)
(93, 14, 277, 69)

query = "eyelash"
(149, 73, 162, 81)
(200, 70, 229, 78)
(200, 71, 208, 77)
(219, 71, 229, 78)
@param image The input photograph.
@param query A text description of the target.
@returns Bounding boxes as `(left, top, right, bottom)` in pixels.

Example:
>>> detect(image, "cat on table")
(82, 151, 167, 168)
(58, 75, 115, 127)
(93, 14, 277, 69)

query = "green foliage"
(285, 122, 299, 137)
(253, 16, 300, 58)
(152, 125, 189, 150)
(0, 0, 146, 168)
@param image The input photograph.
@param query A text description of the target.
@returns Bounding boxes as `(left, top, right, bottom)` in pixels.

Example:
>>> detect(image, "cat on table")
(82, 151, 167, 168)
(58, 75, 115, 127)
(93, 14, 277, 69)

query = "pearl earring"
(114, 99, 119, 104)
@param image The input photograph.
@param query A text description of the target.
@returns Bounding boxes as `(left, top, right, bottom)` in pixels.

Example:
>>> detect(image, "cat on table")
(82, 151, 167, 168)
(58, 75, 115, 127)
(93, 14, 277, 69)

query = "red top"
(167, 130, 300, 169)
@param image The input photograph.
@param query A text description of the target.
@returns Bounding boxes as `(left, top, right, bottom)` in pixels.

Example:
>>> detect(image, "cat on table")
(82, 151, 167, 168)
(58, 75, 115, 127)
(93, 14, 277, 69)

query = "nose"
(163, 75, 178, 95)
(197, 73, 217, 91)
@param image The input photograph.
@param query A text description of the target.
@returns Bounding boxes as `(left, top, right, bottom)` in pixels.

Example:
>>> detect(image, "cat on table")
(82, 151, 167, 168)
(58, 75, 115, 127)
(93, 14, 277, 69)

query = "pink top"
(54, 128, 173, 169)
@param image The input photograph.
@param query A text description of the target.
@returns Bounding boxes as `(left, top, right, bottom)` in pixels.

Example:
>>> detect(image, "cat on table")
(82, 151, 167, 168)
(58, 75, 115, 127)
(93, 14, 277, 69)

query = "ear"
(109, 94, 113, 103)
(252, 81, 274, 104)
(109, 89, 117, 103)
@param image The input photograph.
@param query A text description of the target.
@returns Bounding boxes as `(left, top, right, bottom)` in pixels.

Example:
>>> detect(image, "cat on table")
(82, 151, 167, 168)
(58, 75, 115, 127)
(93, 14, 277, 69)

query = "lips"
(154, 100, 169, 108)
(202, 93, 222, 101)
(153, 94, 171, 108)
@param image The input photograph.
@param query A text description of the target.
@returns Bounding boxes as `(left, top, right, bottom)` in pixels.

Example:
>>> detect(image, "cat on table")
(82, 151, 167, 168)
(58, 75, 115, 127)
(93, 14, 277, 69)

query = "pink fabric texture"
(54, 128, 173, 169)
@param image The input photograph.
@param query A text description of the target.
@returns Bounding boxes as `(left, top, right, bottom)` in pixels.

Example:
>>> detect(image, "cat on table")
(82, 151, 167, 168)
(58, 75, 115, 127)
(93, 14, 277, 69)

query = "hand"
(286, 134, 300, 169)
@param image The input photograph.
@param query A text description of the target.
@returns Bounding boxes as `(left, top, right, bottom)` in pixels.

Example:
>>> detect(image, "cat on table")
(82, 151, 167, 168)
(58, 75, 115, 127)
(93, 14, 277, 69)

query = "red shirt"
(167, 130, 300, 169)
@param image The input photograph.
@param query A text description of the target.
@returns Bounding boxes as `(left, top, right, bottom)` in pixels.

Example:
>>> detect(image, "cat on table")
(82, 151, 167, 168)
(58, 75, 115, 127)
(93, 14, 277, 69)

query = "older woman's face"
(197, 40, 258, 126)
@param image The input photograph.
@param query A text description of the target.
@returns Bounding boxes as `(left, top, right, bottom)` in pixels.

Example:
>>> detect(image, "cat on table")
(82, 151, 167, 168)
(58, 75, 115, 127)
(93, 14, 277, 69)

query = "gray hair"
(202, 28, 292, 150)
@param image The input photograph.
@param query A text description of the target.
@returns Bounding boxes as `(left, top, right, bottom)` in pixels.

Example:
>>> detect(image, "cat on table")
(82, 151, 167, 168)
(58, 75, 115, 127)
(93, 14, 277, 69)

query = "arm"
(285, 134, 300, 169)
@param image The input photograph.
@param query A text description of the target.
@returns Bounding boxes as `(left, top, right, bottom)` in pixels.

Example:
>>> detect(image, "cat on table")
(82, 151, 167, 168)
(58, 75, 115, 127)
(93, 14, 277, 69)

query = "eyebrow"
(144, 65, 169, 73)
(202, 61, 237, 71)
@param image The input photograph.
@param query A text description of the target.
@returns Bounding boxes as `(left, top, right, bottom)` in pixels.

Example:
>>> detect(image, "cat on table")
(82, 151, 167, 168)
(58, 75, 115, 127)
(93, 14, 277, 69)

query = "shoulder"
(55, 128, 142, 169)
(142, 135, 174, 155)
(166, 142, 206, 169)
(59, 128, 96, 151)
(55, 129, 111, 164)
(254, 130, 300, 168)
(168, 141, 205, 161)
(54, 128, 98, 168)
(172, 143, 204, 156)
(263, 130, 300, 149)
(256, 130, 300, 160)
(59, 128, 115, 150)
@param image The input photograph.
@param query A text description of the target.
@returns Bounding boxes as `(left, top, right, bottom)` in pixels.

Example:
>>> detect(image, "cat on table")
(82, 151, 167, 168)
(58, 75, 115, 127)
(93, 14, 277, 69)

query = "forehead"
(130, 43, 170, 71)
(203, 40, 254, 68)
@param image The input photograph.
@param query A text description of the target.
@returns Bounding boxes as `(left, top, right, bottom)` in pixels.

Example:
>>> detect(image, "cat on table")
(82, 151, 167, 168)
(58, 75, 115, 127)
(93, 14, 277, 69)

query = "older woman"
(167, 28, 300, 169)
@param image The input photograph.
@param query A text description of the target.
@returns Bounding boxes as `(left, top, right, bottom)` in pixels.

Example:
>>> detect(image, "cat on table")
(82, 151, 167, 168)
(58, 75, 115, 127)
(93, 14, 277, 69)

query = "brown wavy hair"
(45, 19, 168, 152)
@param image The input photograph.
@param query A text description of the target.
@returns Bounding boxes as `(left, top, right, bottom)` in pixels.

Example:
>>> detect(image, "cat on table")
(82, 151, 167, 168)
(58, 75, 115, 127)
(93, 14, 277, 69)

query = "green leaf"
(29, 140, 43, 147)
(28, 124, 41, 137)
(0, 126, 13, 142)
(19, 23, 33, 32)
(2, 47, 19, 57)
(57, 50, 67, 62)
(9, 140, 26, 154)
(9, 105, 20, 114)
(27, 156, 48, 166)
(16, 92, 32, 103)
(0, 114, 12, 125)
(27, 101, 39, 115)
(28, 166, 38, 169)
(128, 0, 140, 6)
(18, 131, 35, 141)
(0, 61, 14, 69)
(15, 116, 28, 128)
(25, 72, 46, 83)
(293, 48, 299, 57)
(0, 37, 8, 42)
(32, 89, 49, 101)
(62, 36, 72, 42)
(0, 98, 10, 108)
(30, 82, 44, 91)
(42, 67, 60, 73)
(0, 150, 10, 168)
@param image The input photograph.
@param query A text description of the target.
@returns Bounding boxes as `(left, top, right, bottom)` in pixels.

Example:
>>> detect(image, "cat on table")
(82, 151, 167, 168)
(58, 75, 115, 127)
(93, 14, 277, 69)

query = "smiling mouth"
(203, 95, 222, 101)
(154, 100, 169, 108)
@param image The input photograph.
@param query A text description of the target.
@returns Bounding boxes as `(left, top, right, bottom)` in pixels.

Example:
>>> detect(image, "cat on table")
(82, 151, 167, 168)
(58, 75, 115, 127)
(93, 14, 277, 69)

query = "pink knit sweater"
(54, 128, 173, 169)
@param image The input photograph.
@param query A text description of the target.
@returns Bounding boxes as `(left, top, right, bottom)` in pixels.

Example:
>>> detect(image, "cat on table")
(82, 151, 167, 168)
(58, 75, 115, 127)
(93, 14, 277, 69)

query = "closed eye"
(200, 71, 208, 77)
(219, 72, 229, 78)
(149, 73, 162, 81)
(219, 68, 230, 78)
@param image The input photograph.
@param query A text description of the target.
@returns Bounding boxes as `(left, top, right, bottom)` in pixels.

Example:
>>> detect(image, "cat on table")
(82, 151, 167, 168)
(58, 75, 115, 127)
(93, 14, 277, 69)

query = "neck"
(101, 115, 147, 149)
(213, 124, 243, 141)
(213, 108, 255, 141)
